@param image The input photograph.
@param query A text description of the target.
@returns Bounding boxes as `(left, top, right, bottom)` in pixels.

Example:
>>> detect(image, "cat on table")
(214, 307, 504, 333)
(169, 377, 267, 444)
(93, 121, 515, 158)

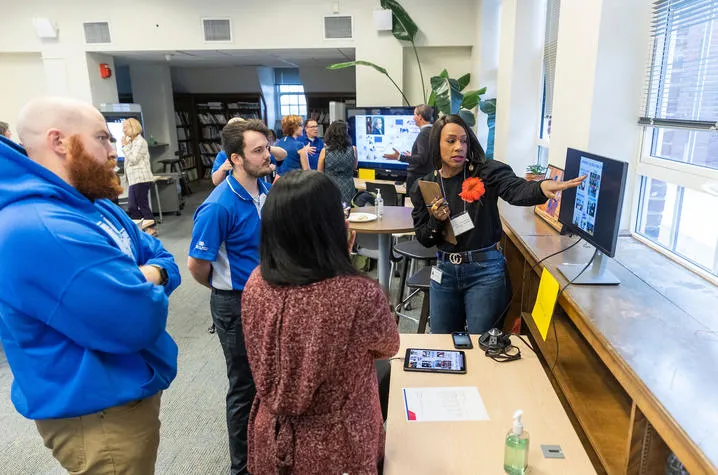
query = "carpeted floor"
(0, 179, 425, 474)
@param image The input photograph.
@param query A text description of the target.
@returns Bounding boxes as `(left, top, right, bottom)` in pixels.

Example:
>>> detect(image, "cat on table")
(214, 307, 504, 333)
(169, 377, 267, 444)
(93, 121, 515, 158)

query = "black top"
(411, 160, 547, 252)
(401, 125, 433, 177)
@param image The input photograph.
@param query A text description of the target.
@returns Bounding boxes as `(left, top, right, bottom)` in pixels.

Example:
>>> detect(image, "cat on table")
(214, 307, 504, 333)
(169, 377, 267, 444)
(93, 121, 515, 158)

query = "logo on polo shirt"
(195, 240, 209, 251)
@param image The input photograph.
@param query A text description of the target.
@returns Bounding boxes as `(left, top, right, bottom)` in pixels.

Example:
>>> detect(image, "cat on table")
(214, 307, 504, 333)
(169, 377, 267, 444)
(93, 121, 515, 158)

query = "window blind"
(542, 0, 561, 119)
(639, 0, 718, 130)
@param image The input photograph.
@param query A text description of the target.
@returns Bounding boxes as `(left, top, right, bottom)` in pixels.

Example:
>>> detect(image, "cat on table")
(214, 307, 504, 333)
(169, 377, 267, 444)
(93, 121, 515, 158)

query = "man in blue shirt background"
(300, 118, 324, 170)
(188, 119, 273, 475)
(211, 118, 286, 186)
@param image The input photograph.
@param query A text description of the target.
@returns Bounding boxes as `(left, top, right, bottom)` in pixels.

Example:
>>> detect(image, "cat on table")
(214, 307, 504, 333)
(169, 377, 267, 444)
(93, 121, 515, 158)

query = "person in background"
(274, 115, 309, 175)
(187, 119, 273, 475)
(212, 117, 285, 185)
(0, 97, 180, 474)
(318, 120, 357, 206)
(122, 118, 156, 234)
(0, 121, 11, 140)
(242, 170, 400, 474)
(411, 115, 585, 334)
(300, 118, 324, 170)
(384, 104, 435, 192)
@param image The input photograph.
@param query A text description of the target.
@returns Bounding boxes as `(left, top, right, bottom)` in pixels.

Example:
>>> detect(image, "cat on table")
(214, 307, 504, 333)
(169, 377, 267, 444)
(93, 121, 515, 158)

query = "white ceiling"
(112, 48, 355, 68)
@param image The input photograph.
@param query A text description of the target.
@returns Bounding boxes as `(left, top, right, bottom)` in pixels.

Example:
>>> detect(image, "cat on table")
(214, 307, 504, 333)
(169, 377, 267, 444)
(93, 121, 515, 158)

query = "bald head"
(17, 97, 105, 153)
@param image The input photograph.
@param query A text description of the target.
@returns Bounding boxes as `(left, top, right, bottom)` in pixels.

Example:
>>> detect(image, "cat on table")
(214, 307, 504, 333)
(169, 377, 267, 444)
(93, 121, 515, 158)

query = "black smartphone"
(451, 331, 473, 349)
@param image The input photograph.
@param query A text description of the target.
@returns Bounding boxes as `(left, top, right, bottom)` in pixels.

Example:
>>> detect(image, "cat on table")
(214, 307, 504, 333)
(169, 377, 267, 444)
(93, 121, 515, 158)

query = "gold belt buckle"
(449, 253, 462, 265)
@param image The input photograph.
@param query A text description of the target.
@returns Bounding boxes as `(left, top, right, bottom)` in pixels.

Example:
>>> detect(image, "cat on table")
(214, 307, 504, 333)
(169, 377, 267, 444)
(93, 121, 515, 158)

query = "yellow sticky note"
(531, 268, 560, 341)
(357, 168, 375, 180)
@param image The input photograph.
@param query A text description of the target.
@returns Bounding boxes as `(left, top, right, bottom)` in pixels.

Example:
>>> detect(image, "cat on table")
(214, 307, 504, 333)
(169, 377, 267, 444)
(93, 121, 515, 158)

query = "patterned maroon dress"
(241, 270, 400, 475)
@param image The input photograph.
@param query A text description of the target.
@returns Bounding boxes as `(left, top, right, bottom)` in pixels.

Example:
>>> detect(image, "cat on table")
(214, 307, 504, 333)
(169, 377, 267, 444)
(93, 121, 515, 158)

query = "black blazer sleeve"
(480, 160, 548, 206)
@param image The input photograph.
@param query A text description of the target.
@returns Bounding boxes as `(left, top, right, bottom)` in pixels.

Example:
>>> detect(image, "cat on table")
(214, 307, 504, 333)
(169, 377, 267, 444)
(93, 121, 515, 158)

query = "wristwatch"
(150, 265, 169, 286)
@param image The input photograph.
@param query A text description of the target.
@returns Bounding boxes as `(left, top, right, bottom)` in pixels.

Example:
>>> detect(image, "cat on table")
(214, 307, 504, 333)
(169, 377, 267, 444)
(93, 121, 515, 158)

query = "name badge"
(450, 211, 475, 236)
(430, 266, 443, 284)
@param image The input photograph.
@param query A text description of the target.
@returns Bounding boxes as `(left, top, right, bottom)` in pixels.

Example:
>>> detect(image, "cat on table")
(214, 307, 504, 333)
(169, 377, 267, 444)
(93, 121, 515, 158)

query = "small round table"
(348, 206, 415, 291)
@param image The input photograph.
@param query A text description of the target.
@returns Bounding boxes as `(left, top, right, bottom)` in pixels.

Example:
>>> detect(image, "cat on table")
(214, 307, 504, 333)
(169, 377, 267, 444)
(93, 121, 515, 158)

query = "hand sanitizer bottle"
(375, 190, 384, 218)
(504, 410, 529, 474)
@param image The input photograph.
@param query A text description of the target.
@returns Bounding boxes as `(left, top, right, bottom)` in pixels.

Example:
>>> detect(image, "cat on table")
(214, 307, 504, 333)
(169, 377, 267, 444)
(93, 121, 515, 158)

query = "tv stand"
(558, 251, 620, 285)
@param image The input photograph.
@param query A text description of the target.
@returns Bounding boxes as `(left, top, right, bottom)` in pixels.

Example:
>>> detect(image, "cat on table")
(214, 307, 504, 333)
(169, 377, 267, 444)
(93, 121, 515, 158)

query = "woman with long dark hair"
(318, 120, 357, 205)
(411, 115, 585, 334)
(241, 170, 399, 474)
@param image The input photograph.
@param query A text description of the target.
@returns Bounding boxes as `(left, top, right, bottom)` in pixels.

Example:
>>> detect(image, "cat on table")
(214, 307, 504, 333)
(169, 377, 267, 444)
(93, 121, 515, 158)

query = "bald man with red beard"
(0, 97, 181, 474)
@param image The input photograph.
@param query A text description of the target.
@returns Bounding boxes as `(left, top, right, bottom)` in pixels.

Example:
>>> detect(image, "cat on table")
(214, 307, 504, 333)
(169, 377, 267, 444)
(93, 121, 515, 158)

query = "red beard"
(66, 135, 122, 200)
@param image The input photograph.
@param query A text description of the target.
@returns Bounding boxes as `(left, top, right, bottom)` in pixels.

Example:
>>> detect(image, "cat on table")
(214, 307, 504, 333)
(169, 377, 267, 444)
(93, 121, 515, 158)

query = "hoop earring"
(468, 164, 474, 172)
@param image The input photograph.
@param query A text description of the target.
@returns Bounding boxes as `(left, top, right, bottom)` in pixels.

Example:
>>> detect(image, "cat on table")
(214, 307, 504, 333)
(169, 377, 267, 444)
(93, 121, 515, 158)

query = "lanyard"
(439, 167, 467, 215)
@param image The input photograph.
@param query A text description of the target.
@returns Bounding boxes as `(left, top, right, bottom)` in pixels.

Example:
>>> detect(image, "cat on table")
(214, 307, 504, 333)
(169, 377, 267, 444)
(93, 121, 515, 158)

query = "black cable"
(549, 248, 598, 374)
(514, 334, 536, 354)
(487, 236, 583, 333)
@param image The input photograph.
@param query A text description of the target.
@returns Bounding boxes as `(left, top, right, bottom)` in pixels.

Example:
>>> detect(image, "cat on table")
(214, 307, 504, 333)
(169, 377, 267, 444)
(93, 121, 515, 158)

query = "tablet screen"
(404, 348, 466, 373)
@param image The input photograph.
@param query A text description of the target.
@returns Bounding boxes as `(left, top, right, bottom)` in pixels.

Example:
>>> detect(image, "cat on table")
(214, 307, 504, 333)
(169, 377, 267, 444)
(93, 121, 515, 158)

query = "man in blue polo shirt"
(300, 118, 324, 170)
(188, 119, 272, 475)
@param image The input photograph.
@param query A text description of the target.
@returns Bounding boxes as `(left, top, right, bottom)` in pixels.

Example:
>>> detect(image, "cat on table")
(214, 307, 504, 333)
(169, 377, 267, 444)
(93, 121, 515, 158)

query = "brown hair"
(281, 115, 303, 136)
(222, 119, 269, 161)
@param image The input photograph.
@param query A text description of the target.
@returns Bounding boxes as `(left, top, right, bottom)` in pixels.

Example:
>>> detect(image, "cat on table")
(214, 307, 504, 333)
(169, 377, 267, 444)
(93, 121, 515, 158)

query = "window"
(637, 0, 718, 279)
(278, 84, 307, 117)
(275, 68, 307, 118)
(536, 0, 561, 168)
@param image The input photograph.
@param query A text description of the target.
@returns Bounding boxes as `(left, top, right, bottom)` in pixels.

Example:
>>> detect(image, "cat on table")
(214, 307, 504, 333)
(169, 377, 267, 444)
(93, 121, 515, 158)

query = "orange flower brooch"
(459, 177, 485, 203)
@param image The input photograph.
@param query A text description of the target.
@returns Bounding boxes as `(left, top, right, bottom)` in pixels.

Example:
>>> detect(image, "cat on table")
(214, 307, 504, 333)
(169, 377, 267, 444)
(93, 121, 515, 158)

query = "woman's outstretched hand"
(540, 175, 587, 199)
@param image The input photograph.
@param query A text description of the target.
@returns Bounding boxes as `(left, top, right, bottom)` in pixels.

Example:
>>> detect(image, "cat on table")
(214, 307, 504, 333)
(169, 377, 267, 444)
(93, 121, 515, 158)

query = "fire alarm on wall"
(99, 63, 112, 79)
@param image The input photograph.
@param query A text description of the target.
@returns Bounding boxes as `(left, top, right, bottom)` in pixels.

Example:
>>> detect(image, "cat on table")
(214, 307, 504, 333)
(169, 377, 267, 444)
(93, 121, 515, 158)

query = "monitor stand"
(557, 251, 620, 285)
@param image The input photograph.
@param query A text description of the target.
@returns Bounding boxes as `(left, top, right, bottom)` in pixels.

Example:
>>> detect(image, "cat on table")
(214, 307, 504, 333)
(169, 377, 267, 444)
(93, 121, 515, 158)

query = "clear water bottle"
(375, 190, 384, 218)
(665, 452, 689, 475)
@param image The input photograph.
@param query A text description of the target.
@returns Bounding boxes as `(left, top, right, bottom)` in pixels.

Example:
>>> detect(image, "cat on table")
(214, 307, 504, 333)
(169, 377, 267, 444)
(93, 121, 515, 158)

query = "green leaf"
(427, 90, 436, 107)
(457, 74, 471, 91)
(380, 0, 418, 42)
(479, 98, 497, 115)
(327, 60, 388, 75)
(458, 109, 476, 127)
(439, 68, 449, 79)
(461, 90, 484, 110)
(431, 75, 463, 116)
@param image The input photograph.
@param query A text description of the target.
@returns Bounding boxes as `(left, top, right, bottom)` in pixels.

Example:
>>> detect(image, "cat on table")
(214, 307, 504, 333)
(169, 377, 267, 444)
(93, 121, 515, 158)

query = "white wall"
(129, 63, 177, 165)
(493, 0, 545, 174)
(86, 53, 119, 106)
(0, 53, 46, 140)
(0, 0, 479, 107)
(472, 0, 501, 147)
(403, 46, 474, 107)
(170, 66, 260, 94)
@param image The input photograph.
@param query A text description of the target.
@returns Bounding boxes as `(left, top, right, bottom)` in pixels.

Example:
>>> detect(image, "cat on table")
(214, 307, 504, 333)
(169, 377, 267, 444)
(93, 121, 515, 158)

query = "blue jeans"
(429, 250, 509, 334)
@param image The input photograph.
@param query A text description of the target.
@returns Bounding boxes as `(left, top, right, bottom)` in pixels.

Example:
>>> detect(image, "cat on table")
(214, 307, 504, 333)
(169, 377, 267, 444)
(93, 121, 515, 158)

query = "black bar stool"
(396, 266, 431, 333)
(394, 240, 437, 309)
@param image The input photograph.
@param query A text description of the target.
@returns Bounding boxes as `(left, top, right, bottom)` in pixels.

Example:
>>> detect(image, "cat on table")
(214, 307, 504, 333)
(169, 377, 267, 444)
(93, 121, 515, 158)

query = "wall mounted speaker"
(373, 9, 393, 32)
(32, 18, 58, 39)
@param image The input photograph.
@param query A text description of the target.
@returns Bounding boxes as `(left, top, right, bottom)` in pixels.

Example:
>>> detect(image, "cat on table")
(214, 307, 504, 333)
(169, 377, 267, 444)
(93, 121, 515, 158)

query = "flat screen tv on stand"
(557, 148, 629, 285)
(346, 107, 416, 180)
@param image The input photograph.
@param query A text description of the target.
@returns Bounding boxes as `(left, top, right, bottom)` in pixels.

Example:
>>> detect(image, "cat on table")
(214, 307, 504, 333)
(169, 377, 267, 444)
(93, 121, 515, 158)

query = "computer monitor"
(557, 148, 629, 285)
(346, 107, 416, 172)
(99, 104, 144, 161)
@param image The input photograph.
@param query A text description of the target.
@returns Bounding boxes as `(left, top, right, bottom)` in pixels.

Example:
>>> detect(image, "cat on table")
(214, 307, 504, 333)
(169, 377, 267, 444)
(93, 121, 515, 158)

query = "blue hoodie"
(0, 136, 180, 419)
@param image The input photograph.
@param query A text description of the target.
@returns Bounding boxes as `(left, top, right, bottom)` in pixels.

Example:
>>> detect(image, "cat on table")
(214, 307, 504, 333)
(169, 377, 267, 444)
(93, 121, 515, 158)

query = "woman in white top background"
(122, 118, 156, 233)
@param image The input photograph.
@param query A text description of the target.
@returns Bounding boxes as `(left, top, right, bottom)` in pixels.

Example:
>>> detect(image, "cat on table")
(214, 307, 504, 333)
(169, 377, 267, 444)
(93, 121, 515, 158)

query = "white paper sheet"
(403, 386, 489, 422)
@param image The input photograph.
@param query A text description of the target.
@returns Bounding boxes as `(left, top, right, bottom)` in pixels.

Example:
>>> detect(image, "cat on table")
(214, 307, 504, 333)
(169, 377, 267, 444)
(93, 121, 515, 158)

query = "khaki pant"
(35, 393, 162, 475)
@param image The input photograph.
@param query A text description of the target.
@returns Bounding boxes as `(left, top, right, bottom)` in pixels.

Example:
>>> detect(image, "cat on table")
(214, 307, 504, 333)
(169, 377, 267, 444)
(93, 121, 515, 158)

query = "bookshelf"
(173, 93, 267, 180)
(305, 93, 356, 129)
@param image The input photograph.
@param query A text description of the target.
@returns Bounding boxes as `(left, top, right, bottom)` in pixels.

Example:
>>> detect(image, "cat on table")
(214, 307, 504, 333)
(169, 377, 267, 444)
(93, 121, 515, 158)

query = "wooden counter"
(499, 203, 718, 474)
(384, 334, 596, 474)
